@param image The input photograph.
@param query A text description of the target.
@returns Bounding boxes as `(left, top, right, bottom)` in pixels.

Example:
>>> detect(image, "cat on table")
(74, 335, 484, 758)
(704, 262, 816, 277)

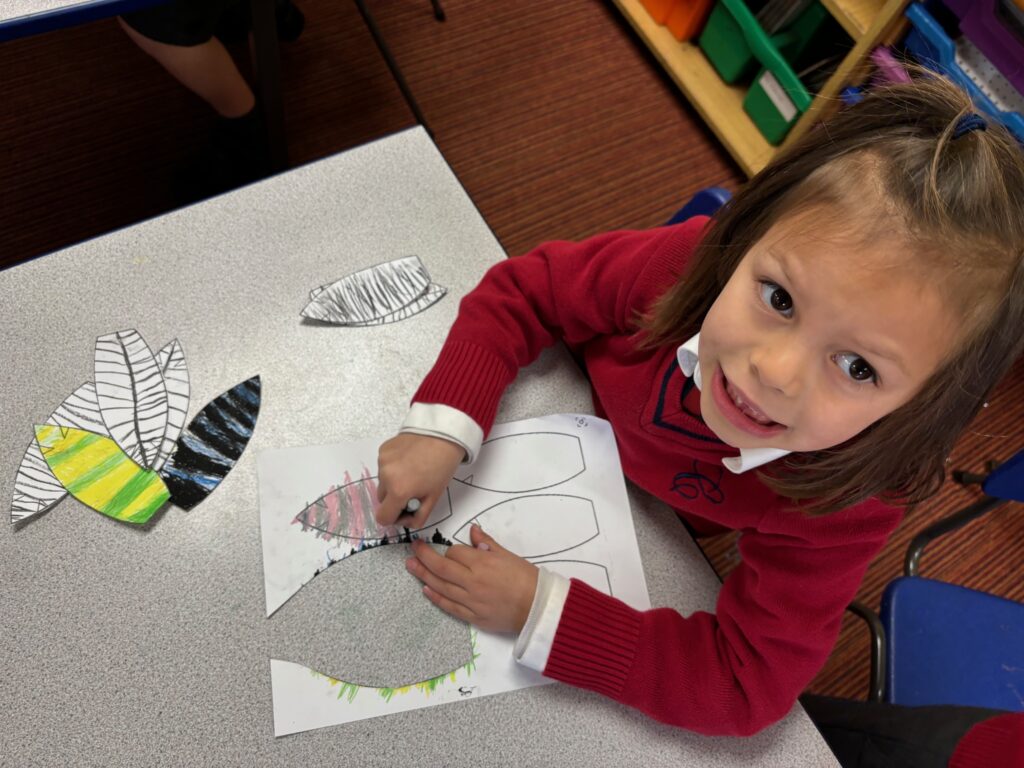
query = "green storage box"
(700, 0, 829, 83)
(699, 0, 824, 143)
(699, 2, 754, 83)
(745, 68, 802, 144)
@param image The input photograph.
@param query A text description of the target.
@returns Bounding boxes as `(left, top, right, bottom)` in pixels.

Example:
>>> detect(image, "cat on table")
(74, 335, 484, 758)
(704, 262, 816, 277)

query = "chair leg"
(847, 600, 886, 703)
(430, 0, 446, 22)
(904, 496, 1008, 577)
(352, 0, 434, 138)
(952, 459, 1002, 486)
(250, 0, 288, 171)
(952, 470, 987, 486)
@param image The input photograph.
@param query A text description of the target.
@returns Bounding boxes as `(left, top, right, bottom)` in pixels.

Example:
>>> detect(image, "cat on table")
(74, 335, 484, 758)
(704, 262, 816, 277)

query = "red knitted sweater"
(414, 218, 904, 735)
(951, 713, 1024, 766)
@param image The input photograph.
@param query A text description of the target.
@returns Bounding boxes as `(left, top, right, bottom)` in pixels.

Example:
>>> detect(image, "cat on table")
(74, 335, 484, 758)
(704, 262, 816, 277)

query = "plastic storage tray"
(904, 2, 1024, 143)
(699, 0, 823, 144)
(942, 0, 1024, 95)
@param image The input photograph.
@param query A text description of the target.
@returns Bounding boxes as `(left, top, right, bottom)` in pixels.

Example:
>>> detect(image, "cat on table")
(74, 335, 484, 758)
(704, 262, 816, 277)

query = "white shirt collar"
(676, 333, 790, 474)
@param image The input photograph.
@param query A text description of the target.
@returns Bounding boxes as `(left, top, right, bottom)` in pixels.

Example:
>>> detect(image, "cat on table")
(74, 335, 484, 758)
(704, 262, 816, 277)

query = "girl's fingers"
(444, 544, 480, 567)
(406, 557, 470, 603)
(422, 585, 475, 624)
(468, 523, 501, 551)
(374, 490, 406, 526)
(412, 539, 472, 584)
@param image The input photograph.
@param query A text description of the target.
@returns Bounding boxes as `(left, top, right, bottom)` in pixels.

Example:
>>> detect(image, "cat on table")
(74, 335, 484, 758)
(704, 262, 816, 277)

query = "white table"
(0, 127, 838, 766)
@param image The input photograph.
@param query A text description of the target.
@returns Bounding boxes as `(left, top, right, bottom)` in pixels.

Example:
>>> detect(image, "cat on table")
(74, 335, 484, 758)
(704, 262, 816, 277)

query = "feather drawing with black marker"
(10, 330, 261, 525)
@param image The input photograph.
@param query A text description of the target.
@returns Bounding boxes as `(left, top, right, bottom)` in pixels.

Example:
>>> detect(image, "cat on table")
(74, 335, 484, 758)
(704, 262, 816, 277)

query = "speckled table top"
(2, 0, 128, 24)
(0, 127, 838, 767)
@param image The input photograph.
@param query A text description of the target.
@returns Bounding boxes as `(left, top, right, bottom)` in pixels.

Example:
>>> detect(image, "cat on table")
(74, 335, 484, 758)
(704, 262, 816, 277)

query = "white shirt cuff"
(513, 567, 571, 673)
(400, 403, 483, 464)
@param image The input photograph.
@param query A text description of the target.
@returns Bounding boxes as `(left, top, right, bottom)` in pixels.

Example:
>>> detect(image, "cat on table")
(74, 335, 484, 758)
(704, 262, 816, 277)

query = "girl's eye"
(833, 353, 877, 384)
(759, 281, 794, 317)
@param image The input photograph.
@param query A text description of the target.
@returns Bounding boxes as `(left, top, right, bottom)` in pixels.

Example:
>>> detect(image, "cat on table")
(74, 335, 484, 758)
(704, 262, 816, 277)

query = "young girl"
(374, 74, 1024, 736)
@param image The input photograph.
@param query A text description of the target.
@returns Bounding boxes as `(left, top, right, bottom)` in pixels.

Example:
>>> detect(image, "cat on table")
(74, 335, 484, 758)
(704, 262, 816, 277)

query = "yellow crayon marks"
(35, 425, 169, 524)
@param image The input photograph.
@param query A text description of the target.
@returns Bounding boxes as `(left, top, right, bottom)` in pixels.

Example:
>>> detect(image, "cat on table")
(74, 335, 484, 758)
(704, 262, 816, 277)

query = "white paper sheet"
(257, 414, 650, 736)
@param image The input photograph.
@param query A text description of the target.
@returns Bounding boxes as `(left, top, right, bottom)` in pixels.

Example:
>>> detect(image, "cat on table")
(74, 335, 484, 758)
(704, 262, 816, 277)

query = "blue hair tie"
(953, 112, 987, 139)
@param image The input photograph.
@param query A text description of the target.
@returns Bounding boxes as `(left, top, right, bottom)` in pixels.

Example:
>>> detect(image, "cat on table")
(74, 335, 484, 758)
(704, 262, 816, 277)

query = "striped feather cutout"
(160, 376, 261, 510)
(349, 283, 447, 326)
(301, 256, 431, 324)
(152, 339, 190, 472)
(11, 382, 108, 523)
(35, 425, 169, 524)
(94, 330, 169, 469)
(308, 283, 447, 325)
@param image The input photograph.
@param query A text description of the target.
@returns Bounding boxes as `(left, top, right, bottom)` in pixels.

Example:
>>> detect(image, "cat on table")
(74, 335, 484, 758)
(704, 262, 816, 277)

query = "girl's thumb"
(470, 522, 498, 551)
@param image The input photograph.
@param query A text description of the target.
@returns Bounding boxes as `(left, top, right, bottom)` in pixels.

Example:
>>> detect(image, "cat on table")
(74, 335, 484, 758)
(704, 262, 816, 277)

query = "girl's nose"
(749, 342, 803, 397)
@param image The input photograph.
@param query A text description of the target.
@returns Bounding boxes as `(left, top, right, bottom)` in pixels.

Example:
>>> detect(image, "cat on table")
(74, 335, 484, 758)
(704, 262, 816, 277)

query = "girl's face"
(698, 216, 959, 452)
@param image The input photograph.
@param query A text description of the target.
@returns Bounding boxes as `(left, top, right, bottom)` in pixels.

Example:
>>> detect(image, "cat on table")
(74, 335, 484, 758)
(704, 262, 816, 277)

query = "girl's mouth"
(711, 366, 787, 438)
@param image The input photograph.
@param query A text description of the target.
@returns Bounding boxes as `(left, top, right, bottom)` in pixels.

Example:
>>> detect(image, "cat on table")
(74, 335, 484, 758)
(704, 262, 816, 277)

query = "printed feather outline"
(94, 329, 169, 469)
(452, 494, 599, 559)
(307, 282, 448, 326)
(293, 481, 453, 543)
(10, 381, 109, 524)
(300, 255, 435, 325)
(152, 339, 190, 472)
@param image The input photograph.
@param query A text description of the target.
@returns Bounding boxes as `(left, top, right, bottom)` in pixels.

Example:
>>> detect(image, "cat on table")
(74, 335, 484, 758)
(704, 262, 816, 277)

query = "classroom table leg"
(352, 0, 434, 138)
(250, 0, 288, 172)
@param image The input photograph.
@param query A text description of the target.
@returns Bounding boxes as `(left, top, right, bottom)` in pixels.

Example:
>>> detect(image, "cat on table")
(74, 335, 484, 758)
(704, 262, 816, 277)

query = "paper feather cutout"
(160, 376, 261, 510)
(10, 441, 66, 523)
(50, 382, 108, 435)
(10, 382, 108, 523)
(95, 330, 169, 469)
(36, 425, 169, 524)
(301, 256, 446, 325)
(152, 339, 190, 472)
(10, 330, 258, 526)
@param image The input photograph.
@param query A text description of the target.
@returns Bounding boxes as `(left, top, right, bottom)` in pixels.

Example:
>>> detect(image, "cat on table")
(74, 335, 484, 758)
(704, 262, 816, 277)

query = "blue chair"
(666, 186, 732, 225)
(852, 452, 1024, 710)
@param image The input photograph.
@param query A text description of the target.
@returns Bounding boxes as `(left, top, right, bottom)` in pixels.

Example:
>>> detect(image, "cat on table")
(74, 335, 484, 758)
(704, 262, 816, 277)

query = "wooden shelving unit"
(820, 0, 884, 39)
(614, 0, 911, 176)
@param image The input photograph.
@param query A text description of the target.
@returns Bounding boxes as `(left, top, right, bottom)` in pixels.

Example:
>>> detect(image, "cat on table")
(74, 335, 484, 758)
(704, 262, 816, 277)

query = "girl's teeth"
(728, 383, 774, 425)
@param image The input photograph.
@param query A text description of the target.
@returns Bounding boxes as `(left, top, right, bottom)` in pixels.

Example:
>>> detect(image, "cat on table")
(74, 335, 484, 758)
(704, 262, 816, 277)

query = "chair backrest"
(881, 576, 1024, 710)
(665, 187, 732, 225)
(982, 447, 1024, 502)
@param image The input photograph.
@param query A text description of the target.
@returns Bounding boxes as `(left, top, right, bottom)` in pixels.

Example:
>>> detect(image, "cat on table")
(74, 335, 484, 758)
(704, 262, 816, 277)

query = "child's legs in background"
(116, 0, 284, 199)
(118, 0, 253, 117)
(801, 693, 1007, 767)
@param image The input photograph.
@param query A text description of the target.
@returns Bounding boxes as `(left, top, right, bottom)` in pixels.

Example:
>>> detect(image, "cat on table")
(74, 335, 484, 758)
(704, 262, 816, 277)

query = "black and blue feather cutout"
(160, 376, 261, 510)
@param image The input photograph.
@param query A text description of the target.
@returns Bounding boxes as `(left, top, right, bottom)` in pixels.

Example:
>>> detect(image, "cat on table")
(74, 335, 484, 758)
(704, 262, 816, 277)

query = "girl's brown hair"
(644, 72, 1024, 514)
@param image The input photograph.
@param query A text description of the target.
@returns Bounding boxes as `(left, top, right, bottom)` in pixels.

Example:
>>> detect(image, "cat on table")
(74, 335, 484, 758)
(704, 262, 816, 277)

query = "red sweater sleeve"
(950, 712, 1024, 767)
(413, 222, 704, 431)
(544, 500, 902, 736)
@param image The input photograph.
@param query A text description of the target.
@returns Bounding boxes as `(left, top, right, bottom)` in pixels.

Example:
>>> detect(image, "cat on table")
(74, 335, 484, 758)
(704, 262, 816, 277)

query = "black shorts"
(121, 0, 242, 47)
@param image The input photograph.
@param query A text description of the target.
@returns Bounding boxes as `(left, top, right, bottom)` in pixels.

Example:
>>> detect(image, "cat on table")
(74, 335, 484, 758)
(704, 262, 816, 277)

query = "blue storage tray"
(904, 2, 1024, 143)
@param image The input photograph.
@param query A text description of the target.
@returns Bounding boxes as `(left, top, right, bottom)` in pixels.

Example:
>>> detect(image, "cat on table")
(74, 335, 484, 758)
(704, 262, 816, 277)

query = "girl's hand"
(376, 433, 465, 529)
(405, 525, 539, 634)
